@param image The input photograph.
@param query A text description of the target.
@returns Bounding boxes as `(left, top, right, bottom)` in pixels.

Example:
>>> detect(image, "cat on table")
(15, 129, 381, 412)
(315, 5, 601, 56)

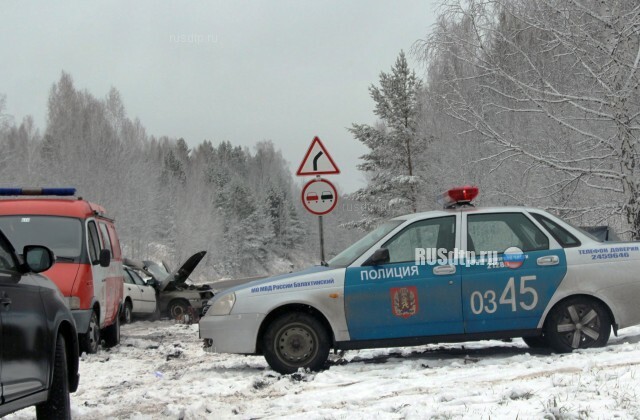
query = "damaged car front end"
(125, 251, 213, 320)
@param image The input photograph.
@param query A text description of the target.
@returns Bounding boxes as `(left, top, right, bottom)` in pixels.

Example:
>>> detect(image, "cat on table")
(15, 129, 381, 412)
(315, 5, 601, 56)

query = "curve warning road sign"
(296, 136, 340, 176)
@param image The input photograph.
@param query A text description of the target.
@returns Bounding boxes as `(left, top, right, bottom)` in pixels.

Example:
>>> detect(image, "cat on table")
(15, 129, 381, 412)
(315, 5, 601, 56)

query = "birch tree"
(419, 0, 640, 237)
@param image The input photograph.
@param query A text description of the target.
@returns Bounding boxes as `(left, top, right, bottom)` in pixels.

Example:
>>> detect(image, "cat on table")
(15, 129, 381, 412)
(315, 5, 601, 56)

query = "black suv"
(0, 229, 79, 419)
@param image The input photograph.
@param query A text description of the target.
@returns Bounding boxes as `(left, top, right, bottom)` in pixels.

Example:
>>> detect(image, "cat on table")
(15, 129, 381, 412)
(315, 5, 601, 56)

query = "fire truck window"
(107, 224, 122, 259)
(98, 222, 112, 252)
(87, 221, 101, 263)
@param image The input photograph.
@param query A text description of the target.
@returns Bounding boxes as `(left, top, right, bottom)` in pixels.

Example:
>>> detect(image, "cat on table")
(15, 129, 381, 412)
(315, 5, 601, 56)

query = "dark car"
(321, 191, 334, 202)
(0, 229, 79, 419)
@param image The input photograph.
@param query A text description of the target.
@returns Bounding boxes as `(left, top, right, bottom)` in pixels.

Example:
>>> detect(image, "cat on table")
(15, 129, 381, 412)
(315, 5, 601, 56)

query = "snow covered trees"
(0, 73, 312, 278)
(348, 51, 425, 229)
(414, 0, 640, 238)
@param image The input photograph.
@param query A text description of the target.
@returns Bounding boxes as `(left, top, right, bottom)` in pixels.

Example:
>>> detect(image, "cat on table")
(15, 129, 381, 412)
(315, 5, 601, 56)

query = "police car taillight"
(0, 188, 76, 196)
(439, 186, 479, 208)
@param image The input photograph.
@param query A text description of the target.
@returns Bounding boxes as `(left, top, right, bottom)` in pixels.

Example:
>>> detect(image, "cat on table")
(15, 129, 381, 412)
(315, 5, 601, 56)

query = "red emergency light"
(439, 186, 479, 208)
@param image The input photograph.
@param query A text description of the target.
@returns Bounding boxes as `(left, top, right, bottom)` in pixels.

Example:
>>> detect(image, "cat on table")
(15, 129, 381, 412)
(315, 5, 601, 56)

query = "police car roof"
(392, 206, 540, 221)
(393, 206, 601, 244)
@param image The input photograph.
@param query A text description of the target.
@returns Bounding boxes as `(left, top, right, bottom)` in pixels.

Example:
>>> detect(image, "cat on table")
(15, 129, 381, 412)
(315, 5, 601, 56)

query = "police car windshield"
(0, 215, 83, 260)
(328, 220, 403, 267)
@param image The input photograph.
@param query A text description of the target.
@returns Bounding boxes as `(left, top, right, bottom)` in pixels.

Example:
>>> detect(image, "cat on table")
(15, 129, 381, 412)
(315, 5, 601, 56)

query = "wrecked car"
(125, 251, 213, 320)
(122, 265, 158, 322)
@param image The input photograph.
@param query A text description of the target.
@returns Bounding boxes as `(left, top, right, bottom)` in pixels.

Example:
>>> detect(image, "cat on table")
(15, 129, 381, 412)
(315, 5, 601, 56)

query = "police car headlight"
(208, 292, 235, 316)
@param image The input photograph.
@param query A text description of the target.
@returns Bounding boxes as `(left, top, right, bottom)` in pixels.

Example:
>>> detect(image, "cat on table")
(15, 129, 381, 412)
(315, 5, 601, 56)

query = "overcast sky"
(1, 1, 438, 193)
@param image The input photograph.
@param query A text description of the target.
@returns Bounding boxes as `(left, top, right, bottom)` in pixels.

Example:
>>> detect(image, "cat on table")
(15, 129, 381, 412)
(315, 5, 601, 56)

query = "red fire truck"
(0, 188, 123, 353)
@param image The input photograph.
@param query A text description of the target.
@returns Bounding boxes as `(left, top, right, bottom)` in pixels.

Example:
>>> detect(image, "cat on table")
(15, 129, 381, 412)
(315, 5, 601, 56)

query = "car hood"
(213, 265, 333, 296)
(156, 251, 207, 291)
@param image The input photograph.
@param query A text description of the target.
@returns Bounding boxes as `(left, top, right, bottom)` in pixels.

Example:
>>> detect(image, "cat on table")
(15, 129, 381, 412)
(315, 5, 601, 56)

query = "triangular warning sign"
(296, 136, 340, 176)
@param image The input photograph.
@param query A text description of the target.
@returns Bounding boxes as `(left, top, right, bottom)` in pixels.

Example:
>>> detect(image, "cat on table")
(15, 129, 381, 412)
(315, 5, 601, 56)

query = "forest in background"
(2, 0, 639, 280)
(0, 73, 361, 279)
(350, 0, 640, 239)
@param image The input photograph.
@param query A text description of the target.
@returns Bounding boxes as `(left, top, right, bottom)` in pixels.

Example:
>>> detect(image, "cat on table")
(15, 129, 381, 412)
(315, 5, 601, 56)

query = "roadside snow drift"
(8, 321, 640, 419)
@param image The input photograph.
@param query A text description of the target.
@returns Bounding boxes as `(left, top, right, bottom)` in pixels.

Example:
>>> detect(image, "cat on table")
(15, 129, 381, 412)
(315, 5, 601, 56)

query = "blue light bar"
(0, 188, 76, 196)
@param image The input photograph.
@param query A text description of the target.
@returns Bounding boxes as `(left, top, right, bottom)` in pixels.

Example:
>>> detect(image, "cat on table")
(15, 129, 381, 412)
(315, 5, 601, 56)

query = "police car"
(200, 186, 640, 374)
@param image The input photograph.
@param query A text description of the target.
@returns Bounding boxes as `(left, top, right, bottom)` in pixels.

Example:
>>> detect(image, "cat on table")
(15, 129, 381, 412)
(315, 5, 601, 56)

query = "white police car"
(200, 187, 640, 374)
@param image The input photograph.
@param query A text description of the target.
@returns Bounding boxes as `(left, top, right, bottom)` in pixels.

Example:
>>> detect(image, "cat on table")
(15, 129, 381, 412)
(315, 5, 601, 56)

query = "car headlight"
(208, 292, 235, 316)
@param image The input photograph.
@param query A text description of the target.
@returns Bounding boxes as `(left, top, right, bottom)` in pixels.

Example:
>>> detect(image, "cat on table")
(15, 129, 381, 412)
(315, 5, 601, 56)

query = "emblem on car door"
(390, 286, 419, 318)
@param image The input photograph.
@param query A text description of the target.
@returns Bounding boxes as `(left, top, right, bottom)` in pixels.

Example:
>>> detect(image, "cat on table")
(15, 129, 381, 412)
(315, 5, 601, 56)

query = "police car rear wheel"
(263, 312, 330, 374)
(545, 297, 611, 353)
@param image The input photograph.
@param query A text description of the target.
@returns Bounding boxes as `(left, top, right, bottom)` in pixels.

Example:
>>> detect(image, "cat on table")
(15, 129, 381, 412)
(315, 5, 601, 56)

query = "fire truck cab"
(0, 188, 123, 353)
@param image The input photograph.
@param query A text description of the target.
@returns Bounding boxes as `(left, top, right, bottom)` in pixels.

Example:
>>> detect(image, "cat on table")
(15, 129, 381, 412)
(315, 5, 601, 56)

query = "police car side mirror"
(23, 245, 55, 273)
(364, 248, 390, 266)
(99, 249, 111, 267)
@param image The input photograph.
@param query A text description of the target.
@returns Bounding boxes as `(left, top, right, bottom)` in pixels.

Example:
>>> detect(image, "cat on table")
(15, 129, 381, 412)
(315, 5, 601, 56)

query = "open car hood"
(156, 251, 207, 291)
(125, 251, 207, 292)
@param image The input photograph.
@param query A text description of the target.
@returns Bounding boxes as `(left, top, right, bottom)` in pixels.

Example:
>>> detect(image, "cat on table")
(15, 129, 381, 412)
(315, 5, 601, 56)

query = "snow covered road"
(9, 321, 640, 419)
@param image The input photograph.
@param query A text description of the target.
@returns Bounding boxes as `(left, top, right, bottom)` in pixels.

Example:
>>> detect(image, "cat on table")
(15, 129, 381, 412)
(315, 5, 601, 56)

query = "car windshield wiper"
(55, 256, 76, 262)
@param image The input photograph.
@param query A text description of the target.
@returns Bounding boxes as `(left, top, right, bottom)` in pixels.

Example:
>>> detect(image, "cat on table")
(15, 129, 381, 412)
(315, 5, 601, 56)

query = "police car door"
(344, 215, 463, 341)
(461, 211, 567, 334)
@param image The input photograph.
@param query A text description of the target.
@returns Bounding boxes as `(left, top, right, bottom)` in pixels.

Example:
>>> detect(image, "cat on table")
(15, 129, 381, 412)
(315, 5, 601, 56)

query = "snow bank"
(8, 322, 640, 419)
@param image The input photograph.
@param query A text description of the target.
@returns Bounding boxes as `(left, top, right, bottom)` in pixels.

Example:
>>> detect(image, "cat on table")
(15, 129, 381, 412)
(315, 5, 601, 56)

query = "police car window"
(87, 221, 101, 263)
(328, 220, 403, 267)
(98, 222, 112, 252)
(383, 216, 455, 264)
(468, 213, 548, 253)
(532, 214, 581, 247)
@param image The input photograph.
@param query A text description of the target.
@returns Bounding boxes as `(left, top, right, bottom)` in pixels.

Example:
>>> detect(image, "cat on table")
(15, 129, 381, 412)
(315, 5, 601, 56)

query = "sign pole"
(319, 215, 325, 263)
(296, 136, 340, 265)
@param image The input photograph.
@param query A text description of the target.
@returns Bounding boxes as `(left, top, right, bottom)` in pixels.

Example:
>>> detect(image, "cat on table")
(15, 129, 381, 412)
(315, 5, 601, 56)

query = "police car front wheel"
(262, 312, 330, 375)
(545, 296, 611, 353)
